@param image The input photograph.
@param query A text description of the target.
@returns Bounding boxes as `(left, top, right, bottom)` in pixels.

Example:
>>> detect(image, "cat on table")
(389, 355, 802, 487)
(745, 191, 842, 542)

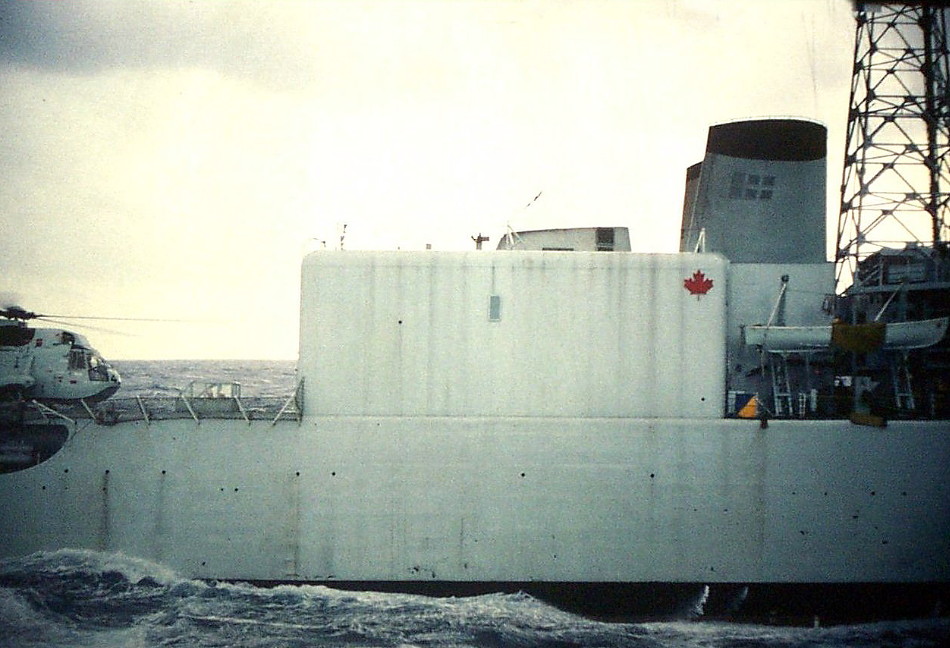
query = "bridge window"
(596, 227, 615, 251)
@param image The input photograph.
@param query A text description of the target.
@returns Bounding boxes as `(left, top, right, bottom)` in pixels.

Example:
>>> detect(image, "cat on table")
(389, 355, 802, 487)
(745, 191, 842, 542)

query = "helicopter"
(0, 306, 122, 403)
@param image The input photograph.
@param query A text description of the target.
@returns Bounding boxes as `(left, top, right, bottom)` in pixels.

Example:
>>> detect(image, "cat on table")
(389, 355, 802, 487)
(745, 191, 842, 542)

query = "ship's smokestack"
(680, 119, 827, 264)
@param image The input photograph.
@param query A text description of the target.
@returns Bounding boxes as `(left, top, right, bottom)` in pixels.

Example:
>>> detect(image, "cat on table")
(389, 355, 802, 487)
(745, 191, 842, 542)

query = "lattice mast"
(836, 3, 950, 293)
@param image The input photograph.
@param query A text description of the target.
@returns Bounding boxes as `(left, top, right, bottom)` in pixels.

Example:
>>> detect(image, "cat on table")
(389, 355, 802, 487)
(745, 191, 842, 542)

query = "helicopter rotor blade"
(0, 306, 39, 320)
(2, 304, 208, 326)
(39, 314, 194, 323)
(2, 308, 187, 323)
(36, 317, 137, 337)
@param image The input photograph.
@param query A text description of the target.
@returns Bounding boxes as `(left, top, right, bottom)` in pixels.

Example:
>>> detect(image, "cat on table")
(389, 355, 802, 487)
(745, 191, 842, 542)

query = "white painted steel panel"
(495, 227, 632, 251)
(1, 417, 947, 584)
(299, 251, 728, 418)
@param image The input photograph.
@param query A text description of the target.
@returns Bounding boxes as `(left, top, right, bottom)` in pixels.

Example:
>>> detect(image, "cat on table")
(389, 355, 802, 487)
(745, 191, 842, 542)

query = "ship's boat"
(1, 119, 948, 622)
(744, 317, 949, 352)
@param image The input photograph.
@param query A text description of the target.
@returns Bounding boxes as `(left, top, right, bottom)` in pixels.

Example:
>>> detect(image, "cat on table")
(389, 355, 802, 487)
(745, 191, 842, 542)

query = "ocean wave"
(113, 360, 297, 399)
(1, 551, 949, 648)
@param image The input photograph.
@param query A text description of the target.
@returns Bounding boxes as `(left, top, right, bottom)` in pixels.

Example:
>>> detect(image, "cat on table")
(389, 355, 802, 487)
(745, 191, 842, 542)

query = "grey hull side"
(2, 416, 948, 591)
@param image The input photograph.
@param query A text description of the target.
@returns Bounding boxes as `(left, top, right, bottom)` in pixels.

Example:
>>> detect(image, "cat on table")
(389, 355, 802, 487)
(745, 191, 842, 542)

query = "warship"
(2, 118, 948, 621)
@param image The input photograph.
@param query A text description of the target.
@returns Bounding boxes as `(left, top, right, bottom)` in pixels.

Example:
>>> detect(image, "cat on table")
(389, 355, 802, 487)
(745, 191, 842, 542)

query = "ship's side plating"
(1, 415, 948, 588)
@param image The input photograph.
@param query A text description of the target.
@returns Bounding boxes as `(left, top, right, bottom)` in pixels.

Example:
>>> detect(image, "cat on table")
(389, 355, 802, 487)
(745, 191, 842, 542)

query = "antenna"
(504, 223, 524, 249)
(497, 191, 542, 250)
(836, 4, 950, 295)
(471, 233, 490, 250)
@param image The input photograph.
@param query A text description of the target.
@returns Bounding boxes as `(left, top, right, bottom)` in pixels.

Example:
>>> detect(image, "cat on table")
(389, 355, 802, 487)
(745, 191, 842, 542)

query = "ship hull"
(2, 416, 948, 598)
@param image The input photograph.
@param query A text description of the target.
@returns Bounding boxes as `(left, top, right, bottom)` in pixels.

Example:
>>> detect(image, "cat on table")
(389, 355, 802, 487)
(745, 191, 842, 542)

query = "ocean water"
(2, 550, 949, 648)
(111, 359, 298, 399)
(2, 360, 949, 647)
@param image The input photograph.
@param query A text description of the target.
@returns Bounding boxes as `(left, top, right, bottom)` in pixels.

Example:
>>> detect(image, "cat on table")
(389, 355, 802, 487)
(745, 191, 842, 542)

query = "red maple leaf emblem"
(684, 269, 714, 296)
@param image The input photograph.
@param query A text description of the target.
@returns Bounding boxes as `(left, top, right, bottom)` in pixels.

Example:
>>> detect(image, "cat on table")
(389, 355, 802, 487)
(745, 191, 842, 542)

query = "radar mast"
(836, 3, 950, 300)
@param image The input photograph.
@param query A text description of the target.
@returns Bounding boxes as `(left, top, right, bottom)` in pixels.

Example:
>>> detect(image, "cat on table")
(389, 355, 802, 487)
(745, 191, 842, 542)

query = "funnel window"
(729, 171, 776, 201)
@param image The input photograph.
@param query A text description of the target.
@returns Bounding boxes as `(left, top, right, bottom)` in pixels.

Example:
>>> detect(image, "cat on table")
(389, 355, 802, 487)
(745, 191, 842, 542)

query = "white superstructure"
(299, 251, 725, 419)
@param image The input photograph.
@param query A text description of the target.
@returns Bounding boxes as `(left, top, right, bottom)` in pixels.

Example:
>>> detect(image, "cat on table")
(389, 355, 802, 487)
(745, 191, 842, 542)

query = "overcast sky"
(1, 0, 855, 360)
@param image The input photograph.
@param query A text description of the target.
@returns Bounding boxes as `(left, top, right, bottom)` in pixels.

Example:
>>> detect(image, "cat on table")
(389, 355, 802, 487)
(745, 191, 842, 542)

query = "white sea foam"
(2, 549, 950, 648)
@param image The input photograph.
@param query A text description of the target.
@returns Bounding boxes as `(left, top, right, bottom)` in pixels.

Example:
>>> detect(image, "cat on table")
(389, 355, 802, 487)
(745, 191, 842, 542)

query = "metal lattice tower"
(836, 3, 950, 294)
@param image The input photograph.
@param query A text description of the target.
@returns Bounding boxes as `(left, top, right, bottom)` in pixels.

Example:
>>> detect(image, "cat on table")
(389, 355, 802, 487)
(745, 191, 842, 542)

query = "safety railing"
(28, 379, 305, 427)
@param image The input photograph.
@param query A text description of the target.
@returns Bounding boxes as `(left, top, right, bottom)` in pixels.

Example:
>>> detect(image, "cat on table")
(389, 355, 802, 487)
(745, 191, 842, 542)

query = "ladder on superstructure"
(769, 353, 794, 417)
(890, 351, 916, 411)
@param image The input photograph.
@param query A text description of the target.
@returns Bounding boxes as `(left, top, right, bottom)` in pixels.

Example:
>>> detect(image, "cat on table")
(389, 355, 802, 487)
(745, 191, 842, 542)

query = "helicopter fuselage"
(0, 321, 121, 402)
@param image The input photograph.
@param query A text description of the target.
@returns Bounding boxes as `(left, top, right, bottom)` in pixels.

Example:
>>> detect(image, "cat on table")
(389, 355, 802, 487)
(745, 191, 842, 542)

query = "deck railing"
(27, 379, 304, 427)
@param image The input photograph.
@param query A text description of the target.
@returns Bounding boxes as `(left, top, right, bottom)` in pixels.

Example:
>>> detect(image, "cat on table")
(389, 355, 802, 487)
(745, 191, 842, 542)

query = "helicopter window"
(88, 354, 111, 381)
(68, 349, 89, 371)
(0, 326, 35, 346)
